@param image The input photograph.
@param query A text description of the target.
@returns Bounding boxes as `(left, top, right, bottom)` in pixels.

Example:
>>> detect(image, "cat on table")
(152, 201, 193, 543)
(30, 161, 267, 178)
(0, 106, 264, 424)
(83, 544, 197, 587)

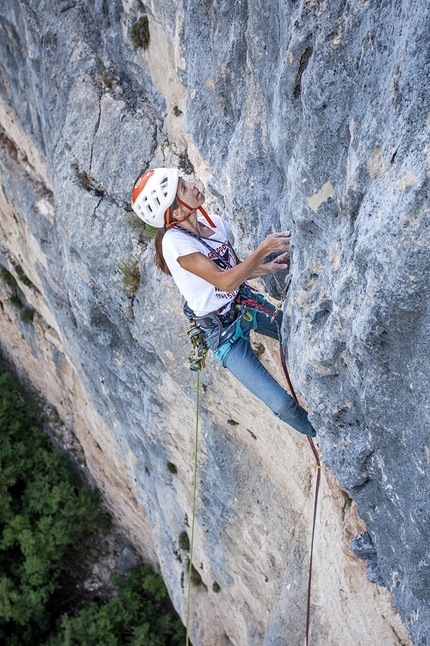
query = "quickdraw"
(187, 322, 208, 371)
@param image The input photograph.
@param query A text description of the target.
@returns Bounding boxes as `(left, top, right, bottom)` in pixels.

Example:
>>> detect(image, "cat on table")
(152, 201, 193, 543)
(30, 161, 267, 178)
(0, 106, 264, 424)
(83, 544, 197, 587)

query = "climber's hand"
(273, 251, 290, 266)
(265, 252, 290, 274)
(261, 231, 291, 256)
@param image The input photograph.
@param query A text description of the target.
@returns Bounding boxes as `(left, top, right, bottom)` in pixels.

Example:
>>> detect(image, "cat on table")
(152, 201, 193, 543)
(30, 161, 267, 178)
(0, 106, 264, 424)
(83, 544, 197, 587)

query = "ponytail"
(154, 227, 171, 275)
(153, 198, 180, 276)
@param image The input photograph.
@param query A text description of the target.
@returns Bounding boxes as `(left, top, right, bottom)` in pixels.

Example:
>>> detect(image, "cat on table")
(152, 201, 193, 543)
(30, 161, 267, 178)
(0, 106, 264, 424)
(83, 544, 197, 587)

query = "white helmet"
(131, 167, 179, 227)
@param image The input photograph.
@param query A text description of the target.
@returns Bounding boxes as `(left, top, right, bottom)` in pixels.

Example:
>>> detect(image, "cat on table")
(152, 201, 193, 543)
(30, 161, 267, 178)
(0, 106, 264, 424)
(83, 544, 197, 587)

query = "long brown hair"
(154, 198, 180, 275)
(154, 227, 171, 275)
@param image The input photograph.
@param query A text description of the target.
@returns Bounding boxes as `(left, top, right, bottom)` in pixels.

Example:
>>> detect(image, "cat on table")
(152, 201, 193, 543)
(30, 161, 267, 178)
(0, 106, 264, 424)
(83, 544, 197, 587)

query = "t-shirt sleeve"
(163, 231, 200, 263)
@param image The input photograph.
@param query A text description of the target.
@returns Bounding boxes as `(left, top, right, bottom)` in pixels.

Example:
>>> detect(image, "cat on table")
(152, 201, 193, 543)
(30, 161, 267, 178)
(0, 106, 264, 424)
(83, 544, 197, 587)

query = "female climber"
(131, 167, 315, 437)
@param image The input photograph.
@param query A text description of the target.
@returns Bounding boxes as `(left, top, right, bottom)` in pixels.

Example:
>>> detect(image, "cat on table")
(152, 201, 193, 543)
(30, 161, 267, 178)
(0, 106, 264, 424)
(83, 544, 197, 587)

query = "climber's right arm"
(177, 232, 291, 293)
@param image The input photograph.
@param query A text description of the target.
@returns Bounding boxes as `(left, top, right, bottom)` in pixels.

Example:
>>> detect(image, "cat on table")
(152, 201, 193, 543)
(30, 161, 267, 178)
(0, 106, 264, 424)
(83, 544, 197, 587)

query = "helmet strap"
(165, 196, 216, 228)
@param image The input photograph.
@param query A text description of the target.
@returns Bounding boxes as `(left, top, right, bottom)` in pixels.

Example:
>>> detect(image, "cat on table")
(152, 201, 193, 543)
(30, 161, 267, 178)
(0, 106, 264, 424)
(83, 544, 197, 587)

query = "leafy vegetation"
(131, 16, 150, 49)
(14, 265, 33, 287)
(115, 259, 141, 298)
(8, 294, 23, 309)
(128, 215, 157, 239)
(167, 461, 178, 475)
(0, 267, 17, 288)
(20, 307, 35, 323)
(145, 224, 158, 239)
(0, 265, 35, 324)
(178, 532, 190, 553)
(44, 566, 185, 646)
(0, 360, 185, 645)
(128, 214, 146, 233)
(0, 364, 102, 643)
(96, 56, 118, 91)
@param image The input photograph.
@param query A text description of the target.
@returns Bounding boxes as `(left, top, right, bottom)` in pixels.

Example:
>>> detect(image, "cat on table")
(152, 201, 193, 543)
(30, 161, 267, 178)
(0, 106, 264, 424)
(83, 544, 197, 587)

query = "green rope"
(186, 370, 200, 646)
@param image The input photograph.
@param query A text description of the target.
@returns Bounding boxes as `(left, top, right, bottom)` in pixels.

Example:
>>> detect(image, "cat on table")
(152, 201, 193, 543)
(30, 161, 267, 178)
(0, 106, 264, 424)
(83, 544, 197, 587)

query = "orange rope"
(241, 295, 322, 645)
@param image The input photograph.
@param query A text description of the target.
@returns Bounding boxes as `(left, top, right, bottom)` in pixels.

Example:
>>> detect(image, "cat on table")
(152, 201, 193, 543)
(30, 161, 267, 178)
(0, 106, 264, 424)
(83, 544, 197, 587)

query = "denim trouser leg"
(223, 335, 315, 436)
(212, 294, 316, 437)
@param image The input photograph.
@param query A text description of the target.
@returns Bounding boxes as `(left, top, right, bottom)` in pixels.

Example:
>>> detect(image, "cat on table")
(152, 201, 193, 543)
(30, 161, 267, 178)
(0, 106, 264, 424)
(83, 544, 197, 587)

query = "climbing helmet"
(131, 167, 179, 227)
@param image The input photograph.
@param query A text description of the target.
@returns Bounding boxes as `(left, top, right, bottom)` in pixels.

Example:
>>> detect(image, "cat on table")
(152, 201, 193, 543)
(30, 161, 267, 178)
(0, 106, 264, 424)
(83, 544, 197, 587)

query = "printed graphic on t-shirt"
(215, 286, 238, 299)
(207, 243, 231, 270)
(208, 243, 238, 300)
(162, 215, 239, 316)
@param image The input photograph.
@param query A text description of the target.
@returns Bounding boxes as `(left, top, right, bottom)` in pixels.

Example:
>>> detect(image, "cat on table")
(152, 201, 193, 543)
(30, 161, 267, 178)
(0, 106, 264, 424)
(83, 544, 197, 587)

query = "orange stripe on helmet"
(131, 169, 154, 204)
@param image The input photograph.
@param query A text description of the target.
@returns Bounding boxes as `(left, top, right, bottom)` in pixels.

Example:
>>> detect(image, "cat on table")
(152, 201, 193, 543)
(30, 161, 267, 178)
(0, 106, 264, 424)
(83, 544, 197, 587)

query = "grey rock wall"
(0, 0, 428, 644)
(179, 0, 430, 642)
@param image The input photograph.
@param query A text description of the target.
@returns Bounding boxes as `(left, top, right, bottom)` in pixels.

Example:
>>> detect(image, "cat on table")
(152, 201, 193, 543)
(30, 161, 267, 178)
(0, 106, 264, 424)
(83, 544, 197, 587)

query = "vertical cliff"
(0, 0, 428, 644)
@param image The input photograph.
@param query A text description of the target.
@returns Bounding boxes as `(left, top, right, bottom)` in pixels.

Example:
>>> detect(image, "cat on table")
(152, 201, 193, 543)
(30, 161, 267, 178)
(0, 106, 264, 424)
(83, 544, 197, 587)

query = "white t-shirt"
(162, 214, 239, 317)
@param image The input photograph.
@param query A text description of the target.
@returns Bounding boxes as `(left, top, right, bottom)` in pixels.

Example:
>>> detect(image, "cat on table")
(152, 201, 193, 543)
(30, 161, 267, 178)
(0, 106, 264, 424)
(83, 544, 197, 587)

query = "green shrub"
(167, 461, 177, 475)
(128, 215, 157, 239)
(20, 307, 35, 324)
(45, 566, 185, 646)
(212, 581, 221, 593)
(0, 267, 17, 288)
(14, 265, 33, 287)
(128, 214, 146, 232)
(178, 531, 190, 552)
(145, 224, 158, 238)
(96, 56, 117, 90)
(115, 259, 141, 298)
(8, 295, 23, 309)
(131, 16, 150, 49)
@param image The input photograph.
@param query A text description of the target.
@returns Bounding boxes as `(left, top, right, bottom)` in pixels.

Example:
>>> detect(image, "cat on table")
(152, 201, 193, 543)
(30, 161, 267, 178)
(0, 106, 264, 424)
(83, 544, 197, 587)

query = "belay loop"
(187, 322, 208, 371)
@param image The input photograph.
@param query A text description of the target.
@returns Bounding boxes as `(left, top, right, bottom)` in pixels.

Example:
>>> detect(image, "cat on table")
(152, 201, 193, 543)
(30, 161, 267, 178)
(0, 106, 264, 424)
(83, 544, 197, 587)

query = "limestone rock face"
(0, 0, 428, 644)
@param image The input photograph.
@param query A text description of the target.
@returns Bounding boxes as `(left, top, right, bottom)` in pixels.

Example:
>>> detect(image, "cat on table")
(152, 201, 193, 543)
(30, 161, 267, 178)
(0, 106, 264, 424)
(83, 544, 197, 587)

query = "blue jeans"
(205, 287, 316, 437)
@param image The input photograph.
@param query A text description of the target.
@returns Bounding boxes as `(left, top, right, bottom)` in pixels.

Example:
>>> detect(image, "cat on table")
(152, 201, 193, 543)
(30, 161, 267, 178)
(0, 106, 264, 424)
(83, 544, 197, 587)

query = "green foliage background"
(0, 360, 185, 645)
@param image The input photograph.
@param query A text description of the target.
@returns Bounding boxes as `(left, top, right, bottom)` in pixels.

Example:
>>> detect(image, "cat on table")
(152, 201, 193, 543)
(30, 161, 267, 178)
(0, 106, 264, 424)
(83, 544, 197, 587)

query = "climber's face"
(176, 177, 205, 209)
